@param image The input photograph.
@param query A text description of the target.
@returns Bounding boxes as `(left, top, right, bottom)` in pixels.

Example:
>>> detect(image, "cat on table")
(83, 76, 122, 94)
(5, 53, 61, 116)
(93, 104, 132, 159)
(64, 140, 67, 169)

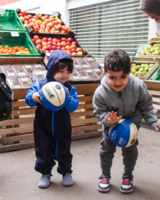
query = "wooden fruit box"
(143, 80, 160, 118)
(149, 37, 160, 44)
(131, 61, 159, 80)
(0, 83, 102, 153)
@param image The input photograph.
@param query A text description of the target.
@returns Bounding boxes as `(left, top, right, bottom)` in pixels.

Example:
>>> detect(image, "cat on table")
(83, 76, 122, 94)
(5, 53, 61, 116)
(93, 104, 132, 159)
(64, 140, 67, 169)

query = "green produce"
(131, 63, 154, 78)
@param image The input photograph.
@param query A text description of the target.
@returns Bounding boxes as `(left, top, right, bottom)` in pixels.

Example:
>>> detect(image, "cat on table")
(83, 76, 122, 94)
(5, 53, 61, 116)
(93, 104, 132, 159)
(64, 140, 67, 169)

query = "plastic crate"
(0, 31, 40, 57)
(149, 68, 160, 81)
(0, 9, 26, 32)
(134, 43, 149, 57)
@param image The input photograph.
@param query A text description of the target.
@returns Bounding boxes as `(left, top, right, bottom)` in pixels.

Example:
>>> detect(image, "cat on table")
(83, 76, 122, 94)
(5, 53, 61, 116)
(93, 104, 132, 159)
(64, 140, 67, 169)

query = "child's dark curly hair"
(104, 49, 131, 74)
(52, 58, 73, 76)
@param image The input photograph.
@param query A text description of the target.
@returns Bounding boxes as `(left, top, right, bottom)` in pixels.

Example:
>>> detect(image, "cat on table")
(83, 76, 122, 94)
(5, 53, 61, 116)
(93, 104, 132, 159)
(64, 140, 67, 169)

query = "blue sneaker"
(62, 173, 74, 187)
(38, 174, 50, 188)
(120, 176, 133, 194)
(97, 175, 111, 193)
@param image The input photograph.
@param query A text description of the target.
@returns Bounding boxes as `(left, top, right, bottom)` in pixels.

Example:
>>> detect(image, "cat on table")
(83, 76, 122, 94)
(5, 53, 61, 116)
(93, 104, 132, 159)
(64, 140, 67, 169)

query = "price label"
(11, 32, 19, 37)
(51, 11, 58, 17)
(0, 10, 5, 15)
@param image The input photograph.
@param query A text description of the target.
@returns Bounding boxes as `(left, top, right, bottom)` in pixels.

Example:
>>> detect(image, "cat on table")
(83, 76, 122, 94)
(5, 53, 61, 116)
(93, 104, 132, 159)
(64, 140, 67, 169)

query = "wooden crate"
(0, 83, 102, 153)
(144, 80, 160, 117)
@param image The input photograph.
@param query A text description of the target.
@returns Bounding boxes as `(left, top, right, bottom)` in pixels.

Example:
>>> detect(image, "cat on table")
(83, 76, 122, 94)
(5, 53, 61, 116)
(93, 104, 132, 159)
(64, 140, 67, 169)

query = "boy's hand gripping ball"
(109, 119, 138, 148)
(39, 81, 68, 111)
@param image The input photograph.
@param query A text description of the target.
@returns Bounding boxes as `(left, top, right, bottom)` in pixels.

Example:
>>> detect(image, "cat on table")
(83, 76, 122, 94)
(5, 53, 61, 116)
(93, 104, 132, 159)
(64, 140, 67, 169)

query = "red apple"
(64, 27, 69, 32)
(36, 44, 42, 50)
(61, 38, 67, 42)
(71, 45, 77, 49)
(67, 38, 73, 43)
(28, 18, 32, 22)
(42, 47, 47, 51)
(35, 39, 42, 45)
(57, 25, 62, 31)
(42, 37, 48, 42)
(71, 49, 76, 53)
(57, 43, 62, 48)
(61, 47, 66, 51)
(47, 41, 53, 46)
(46, 45, 52, 50)
(55, 30, 60, 33)
(52, 38, 58, 43)
(24, 16, 29, 21)
(44, 15, 49, 19)
(33, 35, 39, 40)
(33, 15, 38, 20)
(76, 48, 82, 52)
(72, 41, 77, 46)
(18, 13, 23, 17)
(57, 47, 61, 50)
(61, 41, 66, 47)
(66, 42, 71, 46)
(29, 22, 34, 28)
(52, 46, 57, 50)
(48, 38, 53, 41)
(52, 42, 57, 46)
(77, 51, 83, 56)
(31, 38, 35, 43)
(21, 11, 27, 16)
(34, 25, 39, 32)
(28, 14, 33, 19)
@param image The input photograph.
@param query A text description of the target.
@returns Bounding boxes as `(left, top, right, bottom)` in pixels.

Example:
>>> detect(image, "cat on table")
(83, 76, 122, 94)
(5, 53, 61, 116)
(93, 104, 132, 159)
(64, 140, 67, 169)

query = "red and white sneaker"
(97, 175, 111, 193)
(120, 178, 133, 194)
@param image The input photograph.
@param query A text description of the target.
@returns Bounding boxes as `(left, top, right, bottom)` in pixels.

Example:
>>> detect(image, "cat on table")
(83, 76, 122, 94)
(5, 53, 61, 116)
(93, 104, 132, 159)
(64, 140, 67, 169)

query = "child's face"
(53, 66, 71, 84)
(104, 70, 130, 92)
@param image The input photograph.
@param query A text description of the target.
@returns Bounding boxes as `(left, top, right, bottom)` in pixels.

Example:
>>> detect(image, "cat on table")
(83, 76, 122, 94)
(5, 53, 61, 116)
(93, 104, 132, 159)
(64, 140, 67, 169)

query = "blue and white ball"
(109, 119, 138, 148)
(39, 81, 68, 111)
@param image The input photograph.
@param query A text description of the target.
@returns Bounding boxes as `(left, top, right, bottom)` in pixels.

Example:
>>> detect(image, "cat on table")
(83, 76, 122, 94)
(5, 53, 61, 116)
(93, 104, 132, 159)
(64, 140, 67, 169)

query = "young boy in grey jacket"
(92, 49, 160, 194)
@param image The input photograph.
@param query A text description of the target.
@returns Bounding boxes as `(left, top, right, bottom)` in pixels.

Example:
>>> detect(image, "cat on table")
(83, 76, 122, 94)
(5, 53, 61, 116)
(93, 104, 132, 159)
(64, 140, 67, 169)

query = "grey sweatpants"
(100, 133, 138, 176)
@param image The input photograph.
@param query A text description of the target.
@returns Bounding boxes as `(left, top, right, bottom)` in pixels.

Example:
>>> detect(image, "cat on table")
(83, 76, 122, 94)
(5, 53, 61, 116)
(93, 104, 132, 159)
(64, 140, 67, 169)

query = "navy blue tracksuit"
(25, 51, 79, 175)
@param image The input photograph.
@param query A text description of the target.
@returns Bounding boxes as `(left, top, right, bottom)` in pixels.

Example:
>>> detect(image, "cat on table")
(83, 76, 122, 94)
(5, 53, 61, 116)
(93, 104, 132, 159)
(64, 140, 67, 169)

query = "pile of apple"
(18, 11, 69, 33)
(140, 44, 160, 56)
(131, 63, 154, 78)
(32, 35, 83, 56)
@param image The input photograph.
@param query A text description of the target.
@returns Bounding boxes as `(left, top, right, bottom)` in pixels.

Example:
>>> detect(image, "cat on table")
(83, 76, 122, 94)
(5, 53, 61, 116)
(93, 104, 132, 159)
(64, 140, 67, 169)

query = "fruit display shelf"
(16, 9, 70, 35)
(0, 9, 26, 32)
(134, 42, 160, 61)
(30, 31, 87, 56)
(131, 61, 159, 80)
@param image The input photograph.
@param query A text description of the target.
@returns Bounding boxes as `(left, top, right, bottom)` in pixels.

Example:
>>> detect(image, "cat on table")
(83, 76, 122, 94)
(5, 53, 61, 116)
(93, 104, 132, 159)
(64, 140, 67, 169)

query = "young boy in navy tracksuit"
(25, 50, 79, 188)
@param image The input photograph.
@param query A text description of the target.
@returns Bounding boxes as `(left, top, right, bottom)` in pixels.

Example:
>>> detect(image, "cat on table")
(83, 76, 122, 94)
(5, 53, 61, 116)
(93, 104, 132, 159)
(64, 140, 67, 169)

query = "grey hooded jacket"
(93, 74, 159, 131)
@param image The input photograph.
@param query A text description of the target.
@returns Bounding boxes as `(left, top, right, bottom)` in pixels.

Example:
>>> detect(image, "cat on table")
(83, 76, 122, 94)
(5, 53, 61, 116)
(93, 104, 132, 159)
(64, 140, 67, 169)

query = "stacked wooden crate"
(0, 83, 102, 153)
